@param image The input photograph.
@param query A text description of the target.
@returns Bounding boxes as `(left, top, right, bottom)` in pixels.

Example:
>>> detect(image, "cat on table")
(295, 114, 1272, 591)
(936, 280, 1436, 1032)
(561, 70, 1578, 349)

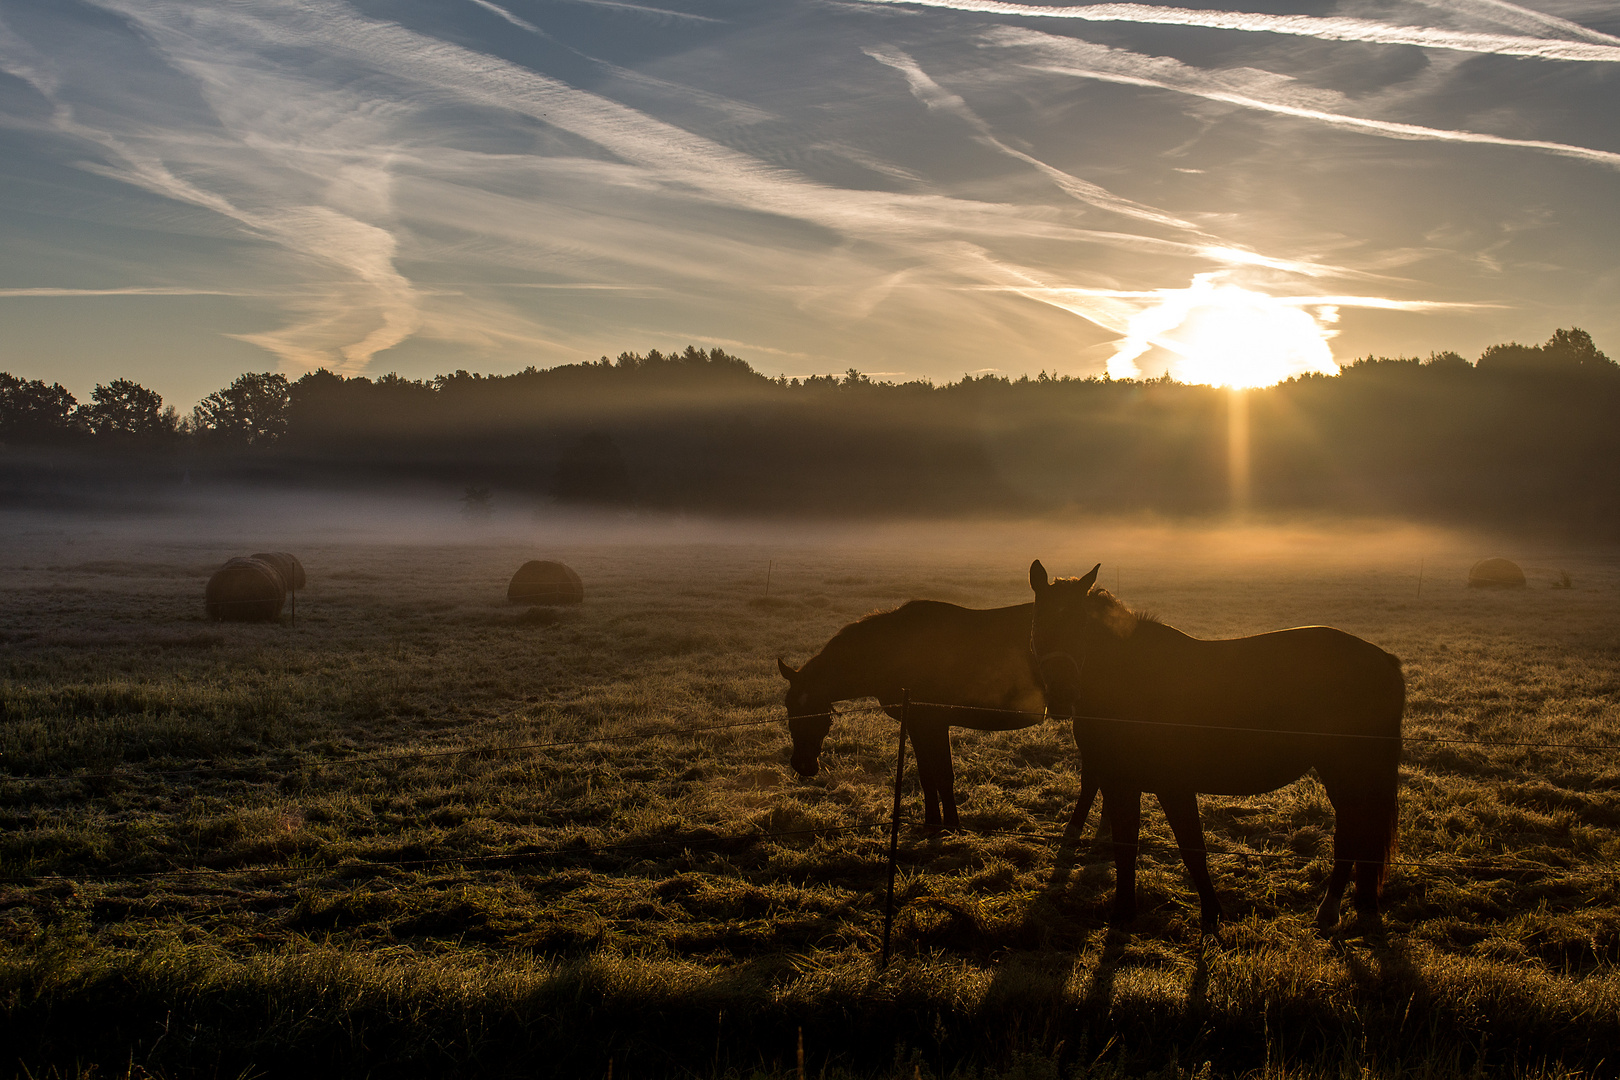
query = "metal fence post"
(881, 689, 909, 969)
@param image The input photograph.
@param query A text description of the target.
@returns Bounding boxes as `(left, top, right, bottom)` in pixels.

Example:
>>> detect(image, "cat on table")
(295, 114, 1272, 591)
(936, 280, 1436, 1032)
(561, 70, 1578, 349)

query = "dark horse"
(1029, 561, 1403, 933)
(778, 601, 1046, 829)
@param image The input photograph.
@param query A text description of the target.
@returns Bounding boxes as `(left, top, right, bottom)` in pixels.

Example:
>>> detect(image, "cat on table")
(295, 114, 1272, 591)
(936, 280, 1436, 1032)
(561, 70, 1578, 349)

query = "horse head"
(1028, 559, 1113, 715)
(777, 657, 833, 777)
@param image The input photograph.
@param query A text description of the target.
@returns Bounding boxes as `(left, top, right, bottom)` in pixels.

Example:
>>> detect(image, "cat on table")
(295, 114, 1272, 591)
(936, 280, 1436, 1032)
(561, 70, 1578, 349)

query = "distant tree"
(80, 378, 177, 441)
(1423, 351, 1472, 371)
(1544, 327, 1612, 369)
(1478, 328, 1613, 375)
(552, 430, 632, 504)
(0, 373, 81, 443)
(192, 372, 291, 444)
(290, 367, 346, 403)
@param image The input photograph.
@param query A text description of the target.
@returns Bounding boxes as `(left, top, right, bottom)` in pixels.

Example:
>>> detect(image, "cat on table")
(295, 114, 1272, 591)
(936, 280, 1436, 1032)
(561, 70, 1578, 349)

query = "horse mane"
(1086, 585, 1159, 637)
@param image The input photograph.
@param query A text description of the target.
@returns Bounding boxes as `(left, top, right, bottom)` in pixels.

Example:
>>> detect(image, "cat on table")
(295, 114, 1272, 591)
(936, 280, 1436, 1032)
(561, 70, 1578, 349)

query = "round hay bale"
(251, 551, 306, 591)
(508, 560, 584, 605)
(1468, 558, 1526, 589)
(207, 557, 287, 621)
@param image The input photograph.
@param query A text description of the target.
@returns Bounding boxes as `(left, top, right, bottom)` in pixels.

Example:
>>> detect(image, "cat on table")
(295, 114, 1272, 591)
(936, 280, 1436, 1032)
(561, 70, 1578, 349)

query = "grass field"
(2, 503, 1618, 1079)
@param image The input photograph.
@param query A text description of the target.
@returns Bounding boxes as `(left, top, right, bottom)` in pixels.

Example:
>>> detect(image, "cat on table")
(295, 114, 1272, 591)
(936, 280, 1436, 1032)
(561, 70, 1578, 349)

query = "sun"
(1107, 277, 1341, 388)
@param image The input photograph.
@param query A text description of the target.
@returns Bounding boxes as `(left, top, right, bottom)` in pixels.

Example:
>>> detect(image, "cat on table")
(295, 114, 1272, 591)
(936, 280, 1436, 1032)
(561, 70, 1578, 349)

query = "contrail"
(1414, 0, 1620, 46)
(864, 47, 1202, 231)
(466, 0, 545, 35)
(855, 0, 1620, 62)
(993, 28, 1620, 171)
(0, 286, 244, 297)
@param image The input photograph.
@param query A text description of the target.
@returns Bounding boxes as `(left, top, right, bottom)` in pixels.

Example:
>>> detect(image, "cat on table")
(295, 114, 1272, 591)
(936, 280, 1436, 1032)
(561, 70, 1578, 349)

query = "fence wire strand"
(6, 698, 1617, 789)
(4, 698, 1616, 892)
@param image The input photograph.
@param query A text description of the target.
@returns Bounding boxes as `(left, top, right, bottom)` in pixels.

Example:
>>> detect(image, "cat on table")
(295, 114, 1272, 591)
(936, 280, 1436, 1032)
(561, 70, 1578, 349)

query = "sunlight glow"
(1107, 276, 1341, 388)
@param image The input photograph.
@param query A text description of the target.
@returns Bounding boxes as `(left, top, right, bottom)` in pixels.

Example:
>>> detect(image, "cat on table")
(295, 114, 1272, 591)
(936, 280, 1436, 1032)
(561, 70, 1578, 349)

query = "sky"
(0, 0, 1616, 407)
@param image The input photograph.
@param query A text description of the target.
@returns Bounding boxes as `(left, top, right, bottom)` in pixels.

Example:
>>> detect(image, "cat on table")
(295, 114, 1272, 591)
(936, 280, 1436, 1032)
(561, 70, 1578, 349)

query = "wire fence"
(3, 807, 1605, 892)
(3, 697, 1616, 897)
(5, 697, 1616, 791)
(0, 716, 783, 786)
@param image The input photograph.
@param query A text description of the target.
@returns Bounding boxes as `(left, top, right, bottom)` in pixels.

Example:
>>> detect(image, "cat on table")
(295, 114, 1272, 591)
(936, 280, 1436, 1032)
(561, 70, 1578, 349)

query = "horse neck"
(798, 640, 882, 703)
(1082, 615, 1198, 683)
(1085, 617, 1191, 668)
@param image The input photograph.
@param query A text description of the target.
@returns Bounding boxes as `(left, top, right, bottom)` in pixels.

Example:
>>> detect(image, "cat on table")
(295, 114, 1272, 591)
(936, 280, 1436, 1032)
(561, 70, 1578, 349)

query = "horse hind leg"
(1352, 790, 1399, 924)
(1103, 788, 1141, 925)
(907, 722, 957, 830)
(1315, 858, 1353, 935)
(1156, 790, 1222, 935)
(1317, 786, 1397, 935)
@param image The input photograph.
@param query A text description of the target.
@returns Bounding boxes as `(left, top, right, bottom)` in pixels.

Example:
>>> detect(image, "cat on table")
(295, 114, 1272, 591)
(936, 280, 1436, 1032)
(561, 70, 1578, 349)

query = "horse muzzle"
(1036, 651, 1083, 717)
(787, 714, 832, 778)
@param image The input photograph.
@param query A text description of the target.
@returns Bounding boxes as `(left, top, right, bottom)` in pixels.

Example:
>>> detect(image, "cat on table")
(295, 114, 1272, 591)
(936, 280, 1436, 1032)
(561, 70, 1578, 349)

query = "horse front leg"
(906, 721, 957, 830)
(1103, 787, 1141, 925)
(1156, 789, 1222, 935)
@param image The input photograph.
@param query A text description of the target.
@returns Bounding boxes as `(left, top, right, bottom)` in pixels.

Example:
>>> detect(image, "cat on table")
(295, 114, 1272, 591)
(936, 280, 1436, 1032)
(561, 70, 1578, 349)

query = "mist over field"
(0, 482, 1548, 589)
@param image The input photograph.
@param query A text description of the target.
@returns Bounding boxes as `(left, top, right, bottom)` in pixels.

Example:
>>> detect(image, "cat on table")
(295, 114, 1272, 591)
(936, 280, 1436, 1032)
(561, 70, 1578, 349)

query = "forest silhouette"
(2, 331, 1615, 533)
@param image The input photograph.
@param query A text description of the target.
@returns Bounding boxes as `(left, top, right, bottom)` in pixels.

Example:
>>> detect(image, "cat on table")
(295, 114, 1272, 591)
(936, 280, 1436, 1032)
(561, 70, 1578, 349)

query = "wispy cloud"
(859, 46, 1416, 280)
(1414, 0, 1620, 46)
(533, 0, 722, 25)
(40, 0, 1388, 370)
(854, 0, 1620, 62)
(4, 5, 424, 373)
(0, 287, 246, 297)
(989, 27, 1620, 171)
(864, 46, 1202, 230)
(466, 0, 545, 35)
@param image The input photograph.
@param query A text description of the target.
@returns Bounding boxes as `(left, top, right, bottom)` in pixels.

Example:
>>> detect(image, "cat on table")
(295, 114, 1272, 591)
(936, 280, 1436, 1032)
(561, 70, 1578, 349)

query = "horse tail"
(1376, 651, 1405, 891)
(1376, 788, 1399, 892)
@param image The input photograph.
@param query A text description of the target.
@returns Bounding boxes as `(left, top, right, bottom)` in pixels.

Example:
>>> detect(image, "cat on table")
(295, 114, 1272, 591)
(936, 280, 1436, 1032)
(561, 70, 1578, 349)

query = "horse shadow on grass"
(1333, 925, 1421, 996)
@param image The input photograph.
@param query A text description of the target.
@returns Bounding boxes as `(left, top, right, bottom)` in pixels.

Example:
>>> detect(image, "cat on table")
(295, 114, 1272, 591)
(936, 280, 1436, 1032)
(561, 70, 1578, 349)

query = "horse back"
(1101, 624, 1401, 729)
(1080, 624, 1402, 795)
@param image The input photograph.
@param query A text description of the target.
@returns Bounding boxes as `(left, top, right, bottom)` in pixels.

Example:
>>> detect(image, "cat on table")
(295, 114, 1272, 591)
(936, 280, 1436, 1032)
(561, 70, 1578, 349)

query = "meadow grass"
(1, 513, 1617, 1078)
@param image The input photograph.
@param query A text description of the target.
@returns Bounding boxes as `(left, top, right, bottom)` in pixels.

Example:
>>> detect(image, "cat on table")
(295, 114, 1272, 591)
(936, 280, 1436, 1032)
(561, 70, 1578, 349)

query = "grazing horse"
(1029, 561, 1403, 934)
(778, 600, 1047, 829)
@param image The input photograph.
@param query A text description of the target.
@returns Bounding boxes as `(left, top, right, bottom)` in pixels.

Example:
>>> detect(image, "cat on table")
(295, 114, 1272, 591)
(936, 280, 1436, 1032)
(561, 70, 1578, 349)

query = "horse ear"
(777, 657, 798, 681)
(1078, 563, 1100, 591)
(1029, 560, 1048, 593)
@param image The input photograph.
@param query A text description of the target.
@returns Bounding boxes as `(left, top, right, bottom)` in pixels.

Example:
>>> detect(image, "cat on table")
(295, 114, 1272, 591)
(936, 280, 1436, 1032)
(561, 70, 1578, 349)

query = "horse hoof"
(1352, 908, 1386, 938)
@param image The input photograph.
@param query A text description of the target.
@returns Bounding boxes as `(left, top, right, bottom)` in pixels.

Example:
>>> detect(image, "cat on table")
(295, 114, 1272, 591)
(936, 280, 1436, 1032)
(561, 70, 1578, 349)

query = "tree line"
(3, 332, 1617, 532)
